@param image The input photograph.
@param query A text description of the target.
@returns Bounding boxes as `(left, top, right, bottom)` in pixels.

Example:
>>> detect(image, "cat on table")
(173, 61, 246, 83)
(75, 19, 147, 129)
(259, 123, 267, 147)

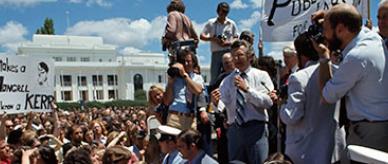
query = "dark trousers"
(227, 121, 269, 164)
(198, 122, 212, 156)
(341, 121, 388, 163)
(217, 126, 229, 164)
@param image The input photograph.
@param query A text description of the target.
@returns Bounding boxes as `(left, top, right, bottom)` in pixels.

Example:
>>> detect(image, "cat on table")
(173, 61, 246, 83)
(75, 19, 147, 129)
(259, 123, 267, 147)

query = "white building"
(17, 34, 210, 102)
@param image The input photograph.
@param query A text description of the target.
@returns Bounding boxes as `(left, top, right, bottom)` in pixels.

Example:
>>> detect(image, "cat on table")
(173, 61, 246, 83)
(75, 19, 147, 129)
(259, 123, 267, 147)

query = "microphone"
(261, 81, 271, 92)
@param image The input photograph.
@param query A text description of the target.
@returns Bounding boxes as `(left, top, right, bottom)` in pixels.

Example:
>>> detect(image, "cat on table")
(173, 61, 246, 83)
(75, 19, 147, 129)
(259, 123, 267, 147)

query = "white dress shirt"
(217, 67, 274, 124)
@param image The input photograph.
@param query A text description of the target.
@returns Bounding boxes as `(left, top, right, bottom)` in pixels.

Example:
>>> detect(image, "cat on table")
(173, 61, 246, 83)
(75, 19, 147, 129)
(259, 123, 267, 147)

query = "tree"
(36, 17, 55, 35)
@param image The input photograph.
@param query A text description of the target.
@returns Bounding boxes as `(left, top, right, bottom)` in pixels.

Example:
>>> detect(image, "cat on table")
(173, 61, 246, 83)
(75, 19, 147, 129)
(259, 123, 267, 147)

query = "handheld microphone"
(260, 81, 271, 92)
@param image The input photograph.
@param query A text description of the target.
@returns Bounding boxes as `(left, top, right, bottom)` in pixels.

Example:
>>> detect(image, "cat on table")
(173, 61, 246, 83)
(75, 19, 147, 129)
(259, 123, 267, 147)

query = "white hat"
(158, 125, 181, 136)
(348, 145, 388, 164)
(157, 125, 182, 141)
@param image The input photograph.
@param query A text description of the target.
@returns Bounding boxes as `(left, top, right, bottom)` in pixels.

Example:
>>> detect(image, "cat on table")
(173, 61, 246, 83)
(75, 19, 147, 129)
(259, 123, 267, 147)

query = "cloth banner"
(0, 55, 55, 114)
(261, 0, 369, 42)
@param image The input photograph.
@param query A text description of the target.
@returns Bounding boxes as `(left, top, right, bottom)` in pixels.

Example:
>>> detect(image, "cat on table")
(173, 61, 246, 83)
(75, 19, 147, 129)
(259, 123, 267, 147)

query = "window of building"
(92, 75, 103, 86)
(158, 75, 162, 83)
(67, 57, 76, 62)
(99, 59, 103, 62)
(61, 75, 72, 87)
(96, 90, 104, 100)
(53, 57, 62, 62)
(80, 57, 90, 62)
(107, 74, 118, 86)
(108, 90, 118, 100)
(77, 76, 87, 86)
(79, 90, 88, 101)
(133, 74, 143, 90)
(61, 91, 72, 101)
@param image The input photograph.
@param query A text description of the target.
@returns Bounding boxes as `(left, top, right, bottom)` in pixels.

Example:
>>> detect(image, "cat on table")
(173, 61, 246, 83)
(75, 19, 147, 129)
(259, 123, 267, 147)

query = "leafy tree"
(36, 17, 55, 35)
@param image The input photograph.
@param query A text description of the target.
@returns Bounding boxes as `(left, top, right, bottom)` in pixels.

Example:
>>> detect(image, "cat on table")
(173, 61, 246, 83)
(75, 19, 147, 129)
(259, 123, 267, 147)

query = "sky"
(0, 0, 380, 65)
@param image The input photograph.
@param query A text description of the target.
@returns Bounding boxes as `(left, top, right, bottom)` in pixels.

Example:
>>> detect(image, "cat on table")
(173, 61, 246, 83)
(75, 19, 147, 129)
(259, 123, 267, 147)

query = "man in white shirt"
(216, 40, 276, 163)
(200, 2, 238, 85)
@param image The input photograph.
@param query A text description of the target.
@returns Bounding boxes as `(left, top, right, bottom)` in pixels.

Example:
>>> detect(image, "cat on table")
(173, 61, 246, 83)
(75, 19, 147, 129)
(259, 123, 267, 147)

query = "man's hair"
(21, 130, 37, 147)
(326, 4, 362, 33)
(167, 0, 185, 13)
(240, 30, 255, 44)
(222, 52, 232, 62)
(63, 147, 92, 164)
(217, 2, 229, 13)
(379, 0, 388, 9)
(176, 48, 200, 72)
(282, 45, 296, 56)
(294, 32, 319, 61)
(256, 56, 277, 78)
(38, 145, 59, 164)
(66, 124, 82, 142)
(102, 145, 132, 164)
(231, 40, 254, 57)
(177, 129, 202, 149)
(264, 152, 293, 164)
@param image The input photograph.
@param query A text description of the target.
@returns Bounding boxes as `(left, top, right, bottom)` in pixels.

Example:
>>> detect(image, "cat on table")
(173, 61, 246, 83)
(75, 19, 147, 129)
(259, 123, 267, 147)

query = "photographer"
(279, 32, 345, 164)
(162, 0, 198, 56)
(163, 48, 204, 131)
(312, 4, 388, 154)
(200, 2, 239, 85)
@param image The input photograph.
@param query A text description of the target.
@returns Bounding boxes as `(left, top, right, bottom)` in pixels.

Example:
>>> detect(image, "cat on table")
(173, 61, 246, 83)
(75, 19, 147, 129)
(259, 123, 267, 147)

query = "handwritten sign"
(0, 55, 55, 114)
(261, 0, 368, 42)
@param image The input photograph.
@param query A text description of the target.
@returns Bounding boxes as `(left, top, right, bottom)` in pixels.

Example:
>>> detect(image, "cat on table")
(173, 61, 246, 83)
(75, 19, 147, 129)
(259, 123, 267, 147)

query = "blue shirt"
(322, 27, 388, 121)
(169, 72, 204, 113)
(187, 150, 218, 164)
(162, 149, 185, 164)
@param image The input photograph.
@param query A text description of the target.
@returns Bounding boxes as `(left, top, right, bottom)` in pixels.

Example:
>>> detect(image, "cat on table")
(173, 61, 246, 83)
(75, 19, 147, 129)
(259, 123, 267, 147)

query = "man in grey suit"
(280, 32, 346, 164)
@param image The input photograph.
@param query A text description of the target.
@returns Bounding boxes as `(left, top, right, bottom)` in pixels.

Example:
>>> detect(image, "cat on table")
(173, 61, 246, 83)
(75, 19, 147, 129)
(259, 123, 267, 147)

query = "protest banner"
(261, 0, 369, 42)
(0, 55, 55, 114)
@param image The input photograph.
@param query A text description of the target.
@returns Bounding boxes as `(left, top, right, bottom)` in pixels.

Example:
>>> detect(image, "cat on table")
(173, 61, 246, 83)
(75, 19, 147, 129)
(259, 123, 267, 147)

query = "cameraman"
(313, 4, 388, 153)
(200, 2, 239, 85)
(279, 32, 345, 164)
(163, 49, 204, 131)
(162, 0, 198, 55)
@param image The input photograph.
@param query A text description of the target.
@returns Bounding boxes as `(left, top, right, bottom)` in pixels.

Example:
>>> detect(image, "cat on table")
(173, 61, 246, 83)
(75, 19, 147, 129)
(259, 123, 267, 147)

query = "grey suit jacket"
(280, 62, 346, 164)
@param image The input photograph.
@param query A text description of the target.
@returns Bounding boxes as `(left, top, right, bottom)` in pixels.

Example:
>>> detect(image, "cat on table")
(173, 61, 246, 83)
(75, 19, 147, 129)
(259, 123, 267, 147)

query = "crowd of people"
(1, 0, 388, 164)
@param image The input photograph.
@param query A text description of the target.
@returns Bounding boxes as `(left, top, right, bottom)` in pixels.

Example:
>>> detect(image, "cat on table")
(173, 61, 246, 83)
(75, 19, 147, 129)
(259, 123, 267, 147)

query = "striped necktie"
(235, 72, 247, 126)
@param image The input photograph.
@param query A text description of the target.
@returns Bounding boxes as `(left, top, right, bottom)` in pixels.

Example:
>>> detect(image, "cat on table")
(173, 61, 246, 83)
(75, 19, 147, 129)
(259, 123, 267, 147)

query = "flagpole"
(365, 0, 372, 29)
(367, 0, 370, 20)
(258, 0, 265, 58)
